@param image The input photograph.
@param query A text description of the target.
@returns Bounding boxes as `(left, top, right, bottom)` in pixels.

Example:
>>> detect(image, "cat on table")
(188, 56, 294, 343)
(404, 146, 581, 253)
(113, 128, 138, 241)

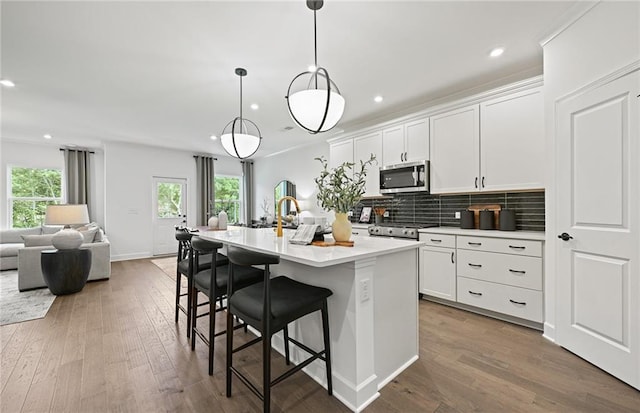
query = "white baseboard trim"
(110, 252, 152, 262)
(543, 322, 556, 343)
(377, 354, 419, 390)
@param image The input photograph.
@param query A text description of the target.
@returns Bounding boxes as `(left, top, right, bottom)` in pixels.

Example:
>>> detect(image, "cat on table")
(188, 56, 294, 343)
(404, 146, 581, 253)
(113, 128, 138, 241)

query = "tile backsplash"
(354, 191, 545, 231)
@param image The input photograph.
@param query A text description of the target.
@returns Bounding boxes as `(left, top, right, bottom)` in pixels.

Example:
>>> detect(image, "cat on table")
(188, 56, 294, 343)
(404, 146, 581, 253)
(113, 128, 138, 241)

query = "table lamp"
(45, 204, 90, 250)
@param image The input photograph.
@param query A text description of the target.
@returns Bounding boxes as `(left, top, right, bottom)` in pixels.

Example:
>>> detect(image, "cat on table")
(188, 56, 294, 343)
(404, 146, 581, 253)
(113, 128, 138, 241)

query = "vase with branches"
(314, 154, 376, 241)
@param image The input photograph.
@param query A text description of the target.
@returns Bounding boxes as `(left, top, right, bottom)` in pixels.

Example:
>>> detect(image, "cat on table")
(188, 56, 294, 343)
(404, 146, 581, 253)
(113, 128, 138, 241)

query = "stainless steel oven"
(379, 160, 429, 194)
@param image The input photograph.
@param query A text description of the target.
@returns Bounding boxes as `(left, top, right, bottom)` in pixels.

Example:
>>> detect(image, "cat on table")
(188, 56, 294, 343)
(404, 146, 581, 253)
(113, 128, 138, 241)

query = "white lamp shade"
(45, 204, 90, 226)
(221, 132, 261, 159)
(288, 89, 345, 132)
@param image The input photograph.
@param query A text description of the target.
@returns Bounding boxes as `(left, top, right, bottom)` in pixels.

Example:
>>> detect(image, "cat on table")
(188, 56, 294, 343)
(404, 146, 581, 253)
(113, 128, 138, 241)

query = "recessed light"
(210, 135, 217, 140)
(43, 134, 52, 140)
(308, 65, 317, 72)
(490, 47, 505, 58)
(250, 103, 259, 110)
(374, 95, 383, 103)
(0, 79, 16, 88)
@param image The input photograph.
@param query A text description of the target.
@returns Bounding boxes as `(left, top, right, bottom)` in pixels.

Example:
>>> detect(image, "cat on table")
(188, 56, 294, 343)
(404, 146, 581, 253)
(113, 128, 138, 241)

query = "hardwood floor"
(1, 259, 638, 412)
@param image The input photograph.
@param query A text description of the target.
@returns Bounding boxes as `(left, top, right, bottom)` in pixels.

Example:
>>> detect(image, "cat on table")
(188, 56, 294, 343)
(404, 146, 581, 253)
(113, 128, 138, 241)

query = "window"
(156, 181, 184, 218)
(214, 175, 242, 224)
(9, 167, 63, 228)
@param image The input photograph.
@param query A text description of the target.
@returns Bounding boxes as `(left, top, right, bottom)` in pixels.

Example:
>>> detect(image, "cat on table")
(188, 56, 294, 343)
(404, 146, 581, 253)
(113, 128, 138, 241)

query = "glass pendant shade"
(220, 68, 262, 159)
(220, 117, 261, 159)
(287, 77, 345, 133)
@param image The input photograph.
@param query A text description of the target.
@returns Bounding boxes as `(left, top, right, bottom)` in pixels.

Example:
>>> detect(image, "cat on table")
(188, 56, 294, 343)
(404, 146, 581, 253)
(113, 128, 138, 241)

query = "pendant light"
(221, 68, 262, 159)
(286, 0, 345, 134)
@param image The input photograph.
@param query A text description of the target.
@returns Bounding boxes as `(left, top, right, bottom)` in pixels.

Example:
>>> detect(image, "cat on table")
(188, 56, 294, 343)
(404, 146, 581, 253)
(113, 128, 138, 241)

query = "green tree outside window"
(214, 176, 241, 223)
(9, 167, 63, 228)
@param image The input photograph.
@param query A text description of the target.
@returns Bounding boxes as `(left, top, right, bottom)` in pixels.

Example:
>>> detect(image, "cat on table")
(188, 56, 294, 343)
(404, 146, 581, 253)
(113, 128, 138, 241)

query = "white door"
(556, 68, 639, 389)
(152, 177, 187, 256)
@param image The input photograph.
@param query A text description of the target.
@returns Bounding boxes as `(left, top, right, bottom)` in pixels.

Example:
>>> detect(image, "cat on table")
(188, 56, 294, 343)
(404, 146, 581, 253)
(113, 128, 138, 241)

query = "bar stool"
(190, 237, 263, 375)
(174, 228, 227, 338)
(224, 245, 333, 413)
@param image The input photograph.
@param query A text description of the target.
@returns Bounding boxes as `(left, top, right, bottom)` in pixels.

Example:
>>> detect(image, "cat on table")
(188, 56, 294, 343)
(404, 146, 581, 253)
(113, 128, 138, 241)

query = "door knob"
(557, 232, 573, 241)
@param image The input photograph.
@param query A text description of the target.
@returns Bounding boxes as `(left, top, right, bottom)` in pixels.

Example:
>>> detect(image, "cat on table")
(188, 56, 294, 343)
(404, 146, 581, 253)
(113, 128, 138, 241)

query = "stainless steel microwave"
(379, 160, 430, 194)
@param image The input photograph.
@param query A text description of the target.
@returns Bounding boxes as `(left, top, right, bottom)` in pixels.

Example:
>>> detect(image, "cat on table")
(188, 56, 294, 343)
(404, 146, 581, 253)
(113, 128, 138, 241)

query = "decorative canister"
(218, 210, 228, 230)
(460, 210, 475, 229)
(499, 209, 516, 231)
(479, 209, 495, 230)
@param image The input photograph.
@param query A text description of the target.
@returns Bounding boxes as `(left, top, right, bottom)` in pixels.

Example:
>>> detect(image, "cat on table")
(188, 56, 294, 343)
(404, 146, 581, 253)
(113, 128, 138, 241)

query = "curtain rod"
(193, 155, 218, 160)
(59, 148, 95, 154)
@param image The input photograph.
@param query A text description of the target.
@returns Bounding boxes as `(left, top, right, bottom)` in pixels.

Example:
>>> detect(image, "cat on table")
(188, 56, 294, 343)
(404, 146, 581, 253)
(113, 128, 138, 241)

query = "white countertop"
(198, 226, 423, 268)
(418, 226, 545, 241)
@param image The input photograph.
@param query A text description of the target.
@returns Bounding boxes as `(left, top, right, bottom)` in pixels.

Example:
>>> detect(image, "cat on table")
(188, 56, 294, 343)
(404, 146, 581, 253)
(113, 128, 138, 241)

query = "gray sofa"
(0, 225, 111, 291)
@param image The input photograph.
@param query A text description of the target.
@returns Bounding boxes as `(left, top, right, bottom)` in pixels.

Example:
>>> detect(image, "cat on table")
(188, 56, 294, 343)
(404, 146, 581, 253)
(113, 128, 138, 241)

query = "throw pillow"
(22, 234, 55, 247)
(42, 225, 63, 235)
(2, 227, 41, 243)
(79, 227, 99, 243)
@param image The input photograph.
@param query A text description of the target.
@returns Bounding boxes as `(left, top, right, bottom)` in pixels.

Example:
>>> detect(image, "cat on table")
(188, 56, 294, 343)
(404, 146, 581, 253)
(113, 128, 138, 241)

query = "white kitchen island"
(199, 226, 423, 412)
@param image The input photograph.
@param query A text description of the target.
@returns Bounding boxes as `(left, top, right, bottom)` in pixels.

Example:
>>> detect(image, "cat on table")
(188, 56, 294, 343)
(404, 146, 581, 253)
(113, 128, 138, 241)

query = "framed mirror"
(274, 180, 296, 218)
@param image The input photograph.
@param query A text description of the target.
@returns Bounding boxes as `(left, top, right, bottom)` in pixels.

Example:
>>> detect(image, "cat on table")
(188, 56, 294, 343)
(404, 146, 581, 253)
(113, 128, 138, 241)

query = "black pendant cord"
(313, 8, 318, 89)
(239, 74, 243, 125)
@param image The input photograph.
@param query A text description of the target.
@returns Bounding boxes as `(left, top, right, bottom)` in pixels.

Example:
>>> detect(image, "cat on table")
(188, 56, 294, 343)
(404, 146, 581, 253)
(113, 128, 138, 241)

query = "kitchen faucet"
(276, 196, 300, 237)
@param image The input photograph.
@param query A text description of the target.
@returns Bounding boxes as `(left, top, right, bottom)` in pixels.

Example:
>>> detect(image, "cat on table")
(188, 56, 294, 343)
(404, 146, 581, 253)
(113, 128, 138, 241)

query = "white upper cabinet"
(329, 139, 353, 171)
(430, 86, 545, 194)
(382, 117, 429, 166)
(354, 131, 383, 196)
(430, 105, 480, 193)
(480, 87, 545, 191)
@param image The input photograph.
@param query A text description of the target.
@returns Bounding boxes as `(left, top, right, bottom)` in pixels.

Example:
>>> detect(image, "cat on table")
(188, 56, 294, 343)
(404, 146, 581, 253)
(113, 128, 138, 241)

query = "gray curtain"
(241, 160, 254, 226)
(195, 156, 215, 226)
(63, 148, 92, 217)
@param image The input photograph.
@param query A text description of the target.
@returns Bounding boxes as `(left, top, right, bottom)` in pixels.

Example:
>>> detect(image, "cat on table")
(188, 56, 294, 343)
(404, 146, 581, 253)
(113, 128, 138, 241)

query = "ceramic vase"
(208, 216, 219, 229)
(218, 210, 228, 230)
(332, 212, 352, 242)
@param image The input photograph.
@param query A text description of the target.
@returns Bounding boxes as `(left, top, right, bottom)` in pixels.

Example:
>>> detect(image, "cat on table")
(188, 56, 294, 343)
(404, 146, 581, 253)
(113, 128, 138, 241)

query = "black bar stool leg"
(283, 325, 291, 365)
(175, 271, 181, 322)
(263, 334, 271, 413)
(191, 287, 198, 350)
(226, 308, 234, 397)
(208, 295, 215, 375)
(186, 276, 192, 339)
(322, 300, 333, 395)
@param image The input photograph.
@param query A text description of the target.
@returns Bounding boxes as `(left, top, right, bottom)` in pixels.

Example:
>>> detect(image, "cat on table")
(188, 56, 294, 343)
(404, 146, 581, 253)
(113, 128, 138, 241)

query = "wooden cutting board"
(467, 204, 502, 229)
(311, 240, 354, 247)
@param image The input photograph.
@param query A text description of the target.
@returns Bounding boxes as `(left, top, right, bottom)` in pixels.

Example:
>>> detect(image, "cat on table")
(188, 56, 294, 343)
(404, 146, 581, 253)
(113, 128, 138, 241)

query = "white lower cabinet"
(420, 246, 456, 301)
(419, 231, 544, 326)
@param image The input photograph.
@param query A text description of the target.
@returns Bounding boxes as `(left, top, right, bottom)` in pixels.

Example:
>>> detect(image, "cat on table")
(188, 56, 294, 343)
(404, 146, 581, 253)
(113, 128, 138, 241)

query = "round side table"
(41, 248, 92, 295)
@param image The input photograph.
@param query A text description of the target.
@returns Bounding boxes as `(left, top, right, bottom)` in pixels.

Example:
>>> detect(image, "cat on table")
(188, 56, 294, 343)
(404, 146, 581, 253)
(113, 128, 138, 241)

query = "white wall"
(253, 141, 330, 222)
(542, 1, 640, 340)
(104, 141, 243, 261)
(0, 140, 105, 228)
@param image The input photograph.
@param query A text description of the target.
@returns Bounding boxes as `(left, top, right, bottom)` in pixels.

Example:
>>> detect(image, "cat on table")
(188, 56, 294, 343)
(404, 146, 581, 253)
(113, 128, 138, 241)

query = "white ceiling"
(1, 0, 578, 158)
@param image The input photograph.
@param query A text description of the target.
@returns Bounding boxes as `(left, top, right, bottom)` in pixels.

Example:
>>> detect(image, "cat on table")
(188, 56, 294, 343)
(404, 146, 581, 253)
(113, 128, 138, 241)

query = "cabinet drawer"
(457, 236, 542, 257)
(456, 249, 542, 290)
(419, 233, 456, 248)
(457, 277, 543, 322)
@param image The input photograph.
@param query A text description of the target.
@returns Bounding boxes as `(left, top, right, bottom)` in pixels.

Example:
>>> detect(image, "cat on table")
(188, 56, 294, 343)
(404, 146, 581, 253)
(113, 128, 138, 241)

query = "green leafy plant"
(314, 154, 376, 214)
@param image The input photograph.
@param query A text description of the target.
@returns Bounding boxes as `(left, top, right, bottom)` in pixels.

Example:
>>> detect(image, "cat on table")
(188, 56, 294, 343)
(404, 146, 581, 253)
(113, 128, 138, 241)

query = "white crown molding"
(539, 1, 600, 47)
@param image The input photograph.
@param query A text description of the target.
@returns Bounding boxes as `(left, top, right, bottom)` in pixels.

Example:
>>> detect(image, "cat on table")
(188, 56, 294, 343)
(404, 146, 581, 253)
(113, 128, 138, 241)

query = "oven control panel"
(368, 225, 419, 240)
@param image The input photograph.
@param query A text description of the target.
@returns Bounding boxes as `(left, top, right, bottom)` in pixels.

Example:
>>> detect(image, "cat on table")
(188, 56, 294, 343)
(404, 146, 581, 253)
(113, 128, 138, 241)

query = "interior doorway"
(152, 177, 187, 256)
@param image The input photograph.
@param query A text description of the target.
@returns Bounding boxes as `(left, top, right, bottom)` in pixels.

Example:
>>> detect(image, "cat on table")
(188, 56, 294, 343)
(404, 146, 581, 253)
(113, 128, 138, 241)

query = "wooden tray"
(311, 240, 354, 247)
(467, 204, 501, 229)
